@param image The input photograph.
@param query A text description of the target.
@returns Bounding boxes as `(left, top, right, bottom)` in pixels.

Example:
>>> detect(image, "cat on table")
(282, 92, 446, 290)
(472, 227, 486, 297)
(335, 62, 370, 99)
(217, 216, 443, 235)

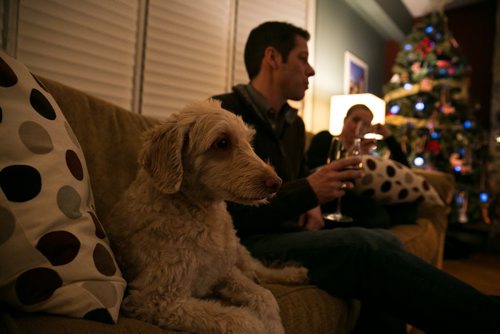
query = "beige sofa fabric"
(0, 77, 455, 334)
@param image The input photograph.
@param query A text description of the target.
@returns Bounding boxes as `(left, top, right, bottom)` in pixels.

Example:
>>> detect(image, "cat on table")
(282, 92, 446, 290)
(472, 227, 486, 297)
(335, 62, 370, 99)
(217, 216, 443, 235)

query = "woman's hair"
(244, 21, 310, 80)
(344, 104, 373, 120)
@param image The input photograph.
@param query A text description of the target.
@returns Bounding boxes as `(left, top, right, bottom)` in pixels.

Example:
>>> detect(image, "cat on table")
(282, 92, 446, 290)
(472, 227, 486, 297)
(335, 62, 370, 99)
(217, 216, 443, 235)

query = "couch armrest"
(413, 169, 455, 206)
(413, 169, 455, 233)
(413, 170, 455, 268)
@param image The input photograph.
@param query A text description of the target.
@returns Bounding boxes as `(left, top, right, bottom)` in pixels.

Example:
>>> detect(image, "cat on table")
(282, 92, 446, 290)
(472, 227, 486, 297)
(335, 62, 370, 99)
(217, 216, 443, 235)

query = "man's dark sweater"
(213, 84, 317, 237)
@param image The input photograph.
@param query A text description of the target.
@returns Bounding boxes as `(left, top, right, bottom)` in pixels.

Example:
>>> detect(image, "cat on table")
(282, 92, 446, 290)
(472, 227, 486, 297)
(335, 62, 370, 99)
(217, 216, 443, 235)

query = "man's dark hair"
(244, 21, 310, 80)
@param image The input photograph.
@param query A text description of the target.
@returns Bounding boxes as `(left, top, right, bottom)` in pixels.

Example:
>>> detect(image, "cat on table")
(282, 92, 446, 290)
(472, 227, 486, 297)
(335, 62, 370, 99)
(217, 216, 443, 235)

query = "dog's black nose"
(265, 176, 282, 193)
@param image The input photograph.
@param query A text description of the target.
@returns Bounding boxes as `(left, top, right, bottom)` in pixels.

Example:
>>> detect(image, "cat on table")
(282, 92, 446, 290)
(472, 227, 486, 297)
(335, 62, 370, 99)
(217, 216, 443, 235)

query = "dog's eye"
(214, 137, 230, 150)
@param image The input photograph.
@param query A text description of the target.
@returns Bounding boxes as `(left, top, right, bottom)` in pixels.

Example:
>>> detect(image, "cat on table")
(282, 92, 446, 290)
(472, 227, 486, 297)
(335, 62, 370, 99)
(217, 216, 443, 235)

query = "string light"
(463, 120, 472, 129)
(404, 44, 412, 51)
(425, 25, 434, 34)
(413, 156, 425, 167)
(404, 83, 413, 90)
(479, 192, 489, 203)
(454, 166, 462, 172)
(415, 101, 425, 111)
(390, 105, 400, 114)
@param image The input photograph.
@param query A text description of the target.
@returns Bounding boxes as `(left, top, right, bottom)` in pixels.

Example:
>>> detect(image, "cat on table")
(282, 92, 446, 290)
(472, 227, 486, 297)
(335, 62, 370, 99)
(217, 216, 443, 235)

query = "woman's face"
(341, 108, 373, 144)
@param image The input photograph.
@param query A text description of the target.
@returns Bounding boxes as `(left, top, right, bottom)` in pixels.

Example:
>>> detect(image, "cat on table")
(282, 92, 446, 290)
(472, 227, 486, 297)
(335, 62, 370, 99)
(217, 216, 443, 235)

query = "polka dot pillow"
(353, 155, 445, 206)
(0, 51, 125, 323)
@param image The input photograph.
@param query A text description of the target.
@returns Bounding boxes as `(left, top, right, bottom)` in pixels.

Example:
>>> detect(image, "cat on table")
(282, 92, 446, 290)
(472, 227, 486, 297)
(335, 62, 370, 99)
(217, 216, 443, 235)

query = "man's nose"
(307, 64, 315, 76)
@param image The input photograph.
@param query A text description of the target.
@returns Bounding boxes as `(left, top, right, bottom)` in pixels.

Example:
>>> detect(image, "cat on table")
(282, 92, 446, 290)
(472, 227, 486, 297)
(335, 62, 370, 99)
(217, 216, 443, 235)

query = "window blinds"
(16, 0, 139, 110)
(140, 0, 232, 118)
(232, 0, 309, 85)
(12, 0, 313, 118)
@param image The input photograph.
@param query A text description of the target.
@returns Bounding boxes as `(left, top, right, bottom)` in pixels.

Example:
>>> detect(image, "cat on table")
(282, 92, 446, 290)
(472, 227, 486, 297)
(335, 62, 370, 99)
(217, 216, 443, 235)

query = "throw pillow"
(352, 155, 445, 207)
(0, 51, 125, 323)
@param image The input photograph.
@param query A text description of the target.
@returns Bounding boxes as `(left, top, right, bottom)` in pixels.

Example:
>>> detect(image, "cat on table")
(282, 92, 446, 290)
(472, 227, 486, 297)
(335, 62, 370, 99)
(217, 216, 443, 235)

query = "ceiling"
(345, 0, 488, 42)
(401, 0, 486, 17)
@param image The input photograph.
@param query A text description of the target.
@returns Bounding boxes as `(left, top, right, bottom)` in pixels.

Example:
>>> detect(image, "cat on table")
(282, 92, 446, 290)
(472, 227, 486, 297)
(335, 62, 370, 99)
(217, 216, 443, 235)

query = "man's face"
(277, 36, 315, 101)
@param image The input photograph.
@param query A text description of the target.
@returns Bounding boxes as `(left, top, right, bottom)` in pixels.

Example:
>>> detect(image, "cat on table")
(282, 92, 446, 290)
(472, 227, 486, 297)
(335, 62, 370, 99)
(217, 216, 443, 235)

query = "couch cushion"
(353, 155, 444, 206)
(390, 218, 439, 264)
(6, 284, 356, 334)
(8, 311, 171, 334)
(266, 284, 358, 334)
(38, 78, 160, 226)
(0, 51, 125, 323)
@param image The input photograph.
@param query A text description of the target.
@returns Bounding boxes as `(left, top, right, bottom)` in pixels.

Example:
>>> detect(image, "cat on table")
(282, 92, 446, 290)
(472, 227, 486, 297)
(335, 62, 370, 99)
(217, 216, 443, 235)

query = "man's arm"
(227, 178, 318, 236)
(228, 157, 364, 237)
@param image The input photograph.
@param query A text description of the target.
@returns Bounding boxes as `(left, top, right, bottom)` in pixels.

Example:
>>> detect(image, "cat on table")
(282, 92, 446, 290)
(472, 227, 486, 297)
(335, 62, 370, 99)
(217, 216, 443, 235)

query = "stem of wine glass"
(335, 197, 342, 214)
(328, 136, 342, 163)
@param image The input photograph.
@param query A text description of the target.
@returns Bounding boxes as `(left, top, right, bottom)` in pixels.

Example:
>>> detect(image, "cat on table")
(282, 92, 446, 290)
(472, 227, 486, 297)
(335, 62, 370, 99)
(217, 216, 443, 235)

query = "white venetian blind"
(140, 0, 231, 118)
(233, 0, 309, 85)
(16, 0, 139, 110)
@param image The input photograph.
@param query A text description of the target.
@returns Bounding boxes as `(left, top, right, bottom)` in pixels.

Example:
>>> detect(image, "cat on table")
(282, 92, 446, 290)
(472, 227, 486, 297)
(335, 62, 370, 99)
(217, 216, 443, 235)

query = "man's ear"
(263, 46, 282, 70)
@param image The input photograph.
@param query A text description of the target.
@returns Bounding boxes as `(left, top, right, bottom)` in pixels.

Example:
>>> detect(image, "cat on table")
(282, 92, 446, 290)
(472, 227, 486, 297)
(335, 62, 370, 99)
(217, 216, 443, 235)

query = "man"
(213, 21, 500, 333)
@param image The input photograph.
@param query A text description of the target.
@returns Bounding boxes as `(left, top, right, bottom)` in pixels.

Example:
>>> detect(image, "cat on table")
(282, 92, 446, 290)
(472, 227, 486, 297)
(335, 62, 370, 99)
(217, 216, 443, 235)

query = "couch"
(1, 77, 455, 334)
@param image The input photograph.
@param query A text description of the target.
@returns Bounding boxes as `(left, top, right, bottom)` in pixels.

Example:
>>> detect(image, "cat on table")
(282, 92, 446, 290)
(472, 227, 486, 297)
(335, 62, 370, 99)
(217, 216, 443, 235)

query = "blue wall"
(311, 0, 386, 131)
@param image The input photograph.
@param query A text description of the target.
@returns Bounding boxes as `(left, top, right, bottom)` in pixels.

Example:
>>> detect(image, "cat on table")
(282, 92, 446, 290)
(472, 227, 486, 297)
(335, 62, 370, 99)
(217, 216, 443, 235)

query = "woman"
(307, 104, 417, 228)
(340, 104, 408, 165)
(307, 104, 408, 169)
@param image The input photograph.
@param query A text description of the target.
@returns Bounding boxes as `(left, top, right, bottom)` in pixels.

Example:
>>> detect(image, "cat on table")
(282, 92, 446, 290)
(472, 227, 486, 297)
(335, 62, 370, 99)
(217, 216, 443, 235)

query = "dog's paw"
(281, 266, 309, 284)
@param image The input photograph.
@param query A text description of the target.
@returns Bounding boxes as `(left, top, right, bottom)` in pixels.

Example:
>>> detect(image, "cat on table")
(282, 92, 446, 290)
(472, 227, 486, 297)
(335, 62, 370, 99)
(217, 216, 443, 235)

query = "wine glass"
(322, 136, 354, 223)
(358, 123, 382, 154)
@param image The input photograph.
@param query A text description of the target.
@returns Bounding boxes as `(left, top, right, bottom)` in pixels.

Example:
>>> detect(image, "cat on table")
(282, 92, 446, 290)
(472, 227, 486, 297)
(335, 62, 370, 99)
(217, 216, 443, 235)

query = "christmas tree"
(383, 11, 491, 225)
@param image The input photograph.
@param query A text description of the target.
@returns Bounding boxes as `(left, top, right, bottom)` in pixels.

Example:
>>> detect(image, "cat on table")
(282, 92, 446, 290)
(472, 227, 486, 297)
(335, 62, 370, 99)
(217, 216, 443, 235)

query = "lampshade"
(329, 93, 386, 136)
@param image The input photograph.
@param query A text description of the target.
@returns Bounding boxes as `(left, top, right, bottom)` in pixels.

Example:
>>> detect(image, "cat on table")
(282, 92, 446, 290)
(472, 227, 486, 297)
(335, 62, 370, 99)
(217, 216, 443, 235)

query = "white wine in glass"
(322, 136, 354, 223)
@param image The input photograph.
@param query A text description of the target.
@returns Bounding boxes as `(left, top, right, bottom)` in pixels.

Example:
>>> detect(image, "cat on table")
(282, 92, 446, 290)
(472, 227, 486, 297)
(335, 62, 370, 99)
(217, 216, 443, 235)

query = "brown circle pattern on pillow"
(0, 51, 125, 323)
(353, 155, 444, 206)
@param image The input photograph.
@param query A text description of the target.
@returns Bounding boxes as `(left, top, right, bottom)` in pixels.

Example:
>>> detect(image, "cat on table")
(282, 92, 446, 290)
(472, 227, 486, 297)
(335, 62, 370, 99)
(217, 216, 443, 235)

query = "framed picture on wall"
(344, 51, 368, 94)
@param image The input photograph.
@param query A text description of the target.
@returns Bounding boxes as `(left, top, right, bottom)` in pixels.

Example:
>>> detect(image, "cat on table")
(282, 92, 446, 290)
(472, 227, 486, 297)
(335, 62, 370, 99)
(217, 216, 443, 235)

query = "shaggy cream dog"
(106, 100, 308, 333)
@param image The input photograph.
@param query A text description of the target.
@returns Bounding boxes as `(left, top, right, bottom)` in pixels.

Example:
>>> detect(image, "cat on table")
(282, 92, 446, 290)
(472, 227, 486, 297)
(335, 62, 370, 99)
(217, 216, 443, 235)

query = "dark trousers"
(242, 228, 500, 333)
(322, 191, 419, 229)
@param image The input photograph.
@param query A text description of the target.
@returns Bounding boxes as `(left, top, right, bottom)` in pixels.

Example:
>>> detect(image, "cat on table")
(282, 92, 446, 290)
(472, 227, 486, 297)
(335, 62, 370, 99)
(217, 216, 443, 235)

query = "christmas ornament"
(456, 190, 468, 224)
(425, 140, 441, 155)
(420, 78, 433, 92)
(441, 104, 456, 114)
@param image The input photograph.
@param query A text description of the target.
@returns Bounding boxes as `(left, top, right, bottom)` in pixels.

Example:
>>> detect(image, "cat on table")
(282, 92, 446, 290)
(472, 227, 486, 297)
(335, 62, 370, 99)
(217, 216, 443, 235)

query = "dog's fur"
(106, 100, 308, 333)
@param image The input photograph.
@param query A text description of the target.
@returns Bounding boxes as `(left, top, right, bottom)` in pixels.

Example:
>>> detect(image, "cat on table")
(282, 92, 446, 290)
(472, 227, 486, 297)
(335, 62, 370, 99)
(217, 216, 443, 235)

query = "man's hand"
(306, 156, 364, 204)
(299, 206, 324, 231)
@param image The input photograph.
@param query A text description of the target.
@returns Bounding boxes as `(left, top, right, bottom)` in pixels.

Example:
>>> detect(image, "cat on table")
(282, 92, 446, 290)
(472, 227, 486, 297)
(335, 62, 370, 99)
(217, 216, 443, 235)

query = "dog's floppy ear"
(139, 119, 187, 194)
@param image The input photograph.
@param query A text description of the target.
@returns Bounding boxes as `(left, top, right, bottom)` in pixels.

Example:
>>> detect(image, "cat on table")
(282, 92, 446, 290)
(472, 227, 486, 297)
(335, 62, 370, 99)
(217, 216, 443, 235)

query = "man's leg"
(242, 227, 500, 333)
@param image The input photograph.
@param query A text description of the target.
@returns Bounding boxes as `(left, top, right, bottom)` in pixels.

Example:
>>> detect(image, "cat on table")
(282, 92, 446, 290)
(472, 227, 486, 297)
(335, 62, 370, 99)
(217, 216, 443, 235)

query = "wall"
(311, 0, 386, 133)
(489, 0, 500, 248)
(490, 2, 500, 196)
(446, 0, 496, 131)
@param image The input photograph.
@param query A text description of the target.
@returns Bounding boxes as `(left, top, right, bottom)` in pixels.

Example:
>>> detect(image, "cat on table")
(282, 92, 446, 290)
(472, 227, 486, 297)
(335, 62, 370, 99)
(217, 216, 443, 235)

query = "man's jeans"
(242, 227, 500, 333)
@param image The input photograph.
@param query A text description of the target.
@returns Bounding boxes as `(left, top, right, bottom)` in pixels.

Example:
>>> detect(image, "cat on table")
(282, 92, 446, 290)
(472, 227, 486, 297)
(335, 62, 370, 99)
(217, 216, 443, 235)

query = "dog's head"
(139, 99, 282, 204)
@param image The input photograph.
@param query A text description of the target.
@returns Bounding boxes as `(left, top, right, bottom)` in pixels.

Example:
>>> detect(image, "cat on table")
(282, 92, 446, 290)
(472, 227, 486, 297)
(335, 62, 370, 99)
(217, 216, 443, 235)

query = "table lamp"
(329, 93, 386, 136)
